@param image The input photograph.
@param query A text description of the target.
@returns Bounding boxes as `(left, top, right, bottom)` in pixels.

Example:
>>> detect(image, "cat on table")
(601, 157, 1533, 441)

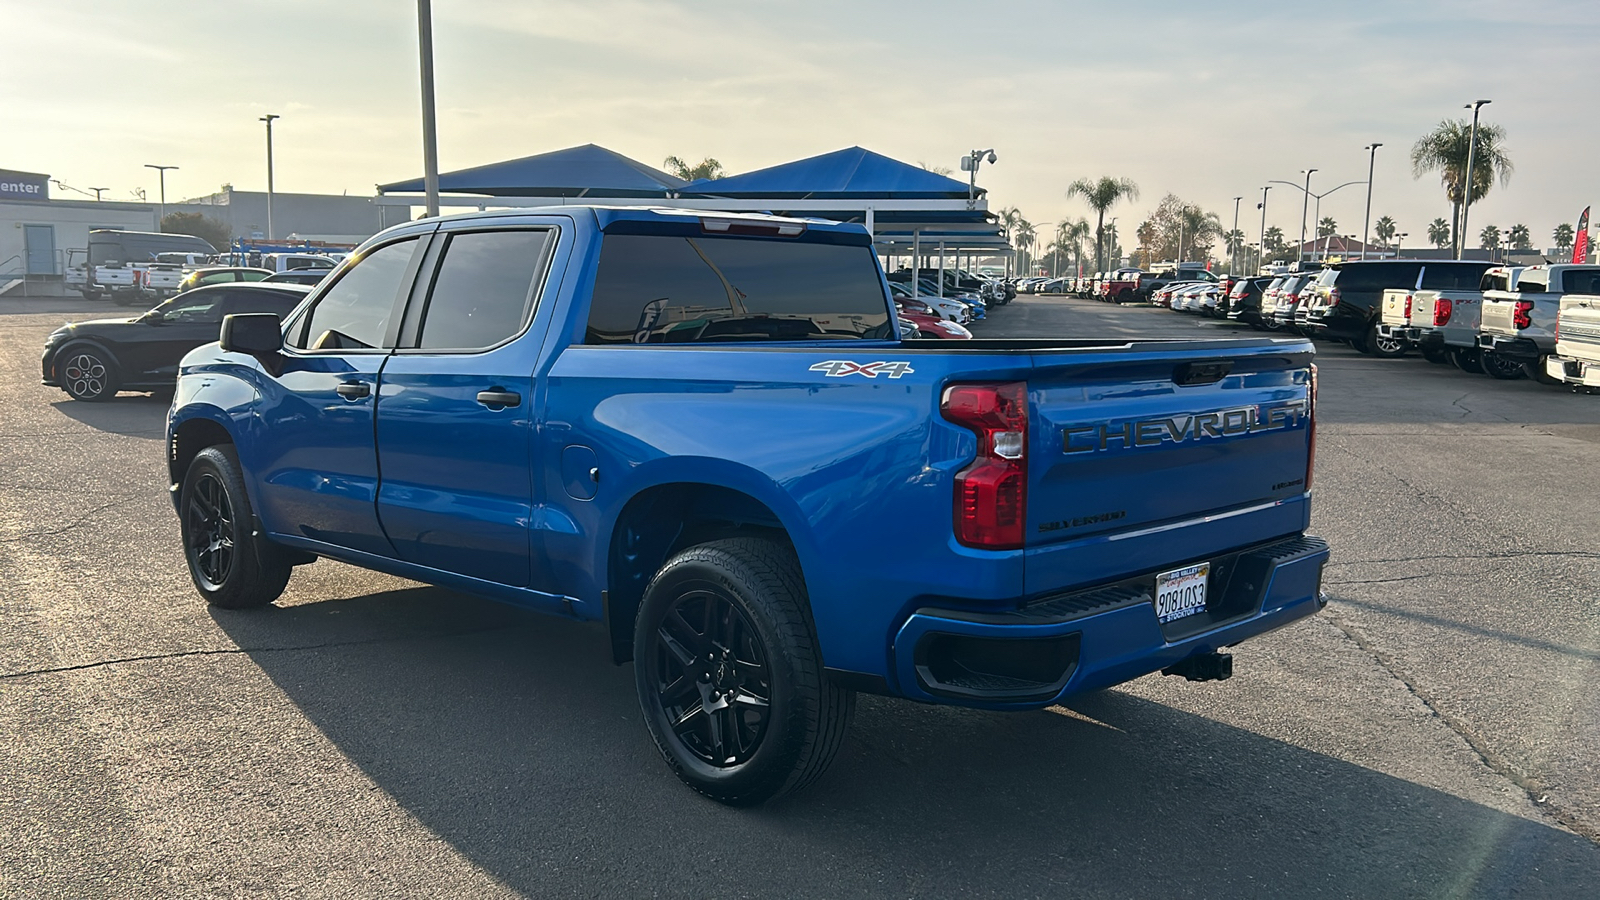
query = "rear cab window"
(1420, 263, 1492, 290)
(1560, 269, 1600, 294)
(585, 235, 892, 344)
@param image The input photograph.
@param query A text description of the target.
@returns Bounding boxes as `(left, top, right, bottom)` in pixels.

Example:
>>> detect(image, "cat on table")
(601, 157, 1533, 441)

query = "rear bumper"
(889, 535, 1329, 708)
(1306, 305, 1365, 340)
(1377, 323, 1422, 343)
(1548, 355, 1600, 386)
(1477, 333, 1543, 360)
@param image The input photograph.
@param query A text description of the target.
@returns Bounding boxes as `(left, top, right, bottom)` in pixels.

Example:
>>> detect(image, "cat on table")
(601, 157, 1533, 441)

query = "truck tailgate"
(1480, 297, 1519, 337)
(1557, 295, 1600, 363)
(1023, 342, 1313, 596)
(1380, 289, 1412, 327)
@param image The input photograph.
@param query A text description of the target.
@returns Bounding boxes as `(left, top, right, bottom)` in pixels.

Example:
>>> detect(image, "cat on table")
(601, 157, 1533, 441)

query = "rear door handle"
(476, 390, 521, 408)
(335, 381, 370, 399)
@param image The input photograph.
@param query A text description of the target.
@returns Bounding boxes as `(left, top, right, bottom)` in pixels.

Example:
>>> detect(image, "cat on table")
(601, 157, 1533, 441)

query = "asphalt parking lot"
(3, 293, 1598, 897)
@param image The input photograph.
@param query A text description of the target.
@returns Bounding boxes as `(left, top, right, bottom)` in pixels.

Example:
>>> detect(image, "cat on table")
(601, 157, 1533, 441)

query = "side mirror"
(220, 313, 283, 355)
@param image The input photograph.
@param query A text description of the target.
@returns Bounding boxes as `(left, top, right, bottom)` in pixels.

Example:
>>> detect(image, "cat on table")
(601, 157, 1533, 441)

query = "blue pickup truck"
(166, 207, 1328, 804)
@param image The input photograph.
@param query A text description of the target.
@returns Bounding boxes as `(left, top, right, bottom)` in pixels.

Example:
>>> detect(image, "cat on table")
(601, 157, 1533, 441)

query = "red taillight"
(1328, 287, 1342, 307)
(1403, 294, 1413, 318)
(942, 382, 1028, 550)
(1306, 364, 1318, 492)
(1434, 299, 1453, 326)
(1513, 300, 1534, 330)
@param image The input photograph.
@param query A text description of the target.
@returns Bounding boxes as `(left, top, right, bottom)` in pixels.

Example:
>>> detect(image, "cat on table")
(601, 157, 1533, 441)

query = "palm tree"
(1223, 229, 1246, 270)
(1263, 226, 1285, 254)
(1411, 119, 1513, 256)
(1509, 223, 1531, 251)
(1427, 217, 1452, 249)
(1317, 217, 1337, 239)
(918, 161, 955, 177)
(1014, 220, 1036, 275)
(1136, 220, 1157, 267)
(1060, 218, 1091, 276)
(1554, 223, 1575, 253)
(1374, 216, 1397, 249)
(1479, 224, 1501, 251)
(663, 156, 725, 182)
(1174, 204, 1222, 262)
(1066, 176, 1139, 273)
(997, 207, 1023, 276)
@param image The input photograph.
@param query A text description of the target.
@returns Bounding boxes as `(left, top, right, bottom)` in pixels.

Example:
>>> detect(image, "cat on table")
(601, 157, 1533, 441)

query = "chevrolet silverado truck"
(1374, 260, 1497, 364)
(1478, 264, 1600, 382)
(1547, 293, 1600, 389)
(1307, 260, 1492, 358)
(1379, 266, 1520, 373)
(165, 207, 1329, 805)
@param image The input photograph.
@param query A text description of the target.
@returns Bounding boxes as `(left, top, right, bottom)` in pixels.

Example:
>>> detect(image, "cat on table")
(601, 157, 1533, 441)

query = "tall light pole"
(1258, 186, 1270, 271)
(143, 164, 177, 228)
(90, 187, 108, 201)
(1361, 143, 1382, 261)
(418, 0, 442, 218)
(1299, 169, 1317, 265)
(1231, 196, 1242, 274)
(1457, 99, 1491, 260)
(260, 114, 279, 240)
(1106, 217, 1118, 267)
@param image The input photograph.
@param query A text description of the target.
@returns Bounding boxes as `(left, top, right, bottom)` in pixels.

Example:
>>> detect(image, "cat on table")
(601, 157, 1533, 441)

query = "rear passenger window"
(292, 238, 419, 351)
(1561, 270, 1600, 294)
(413, 230, 552, 350)
(586, 234, 892, 344)
(1421, 265, 1491, 290)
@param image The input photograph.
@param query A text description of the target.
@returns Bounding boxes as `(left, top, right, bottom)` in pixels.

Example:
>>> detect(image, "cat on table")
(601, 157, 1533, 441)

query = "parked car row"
(64, 229, 340, 305)
(885, 268, 1015, 339)
(1165, 258, 1600, 391)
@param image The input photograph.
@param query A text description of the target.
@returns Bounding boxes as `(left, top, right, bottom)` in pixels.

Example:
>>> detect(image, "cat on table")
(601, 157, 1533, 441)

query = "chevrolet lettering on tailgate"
(1062, 401, 1308, 454)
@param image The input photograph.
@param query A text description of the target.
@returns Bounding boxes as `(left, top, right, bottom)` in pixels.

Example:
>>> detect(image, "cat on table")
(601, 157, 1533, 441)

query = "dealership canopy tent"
(376, 143, 687, 198)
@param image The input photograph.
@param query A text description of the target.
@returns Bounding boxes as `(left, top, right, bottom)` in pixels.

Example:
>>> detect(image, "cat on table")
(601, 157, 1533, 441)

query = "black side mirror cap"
(220, 313, 283, 355)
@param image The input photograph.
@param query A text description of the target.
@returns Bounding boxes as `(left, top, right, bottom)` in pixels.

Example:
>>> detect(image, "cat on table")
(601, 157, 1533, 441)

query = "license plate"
(1155, 563, 1209, 623)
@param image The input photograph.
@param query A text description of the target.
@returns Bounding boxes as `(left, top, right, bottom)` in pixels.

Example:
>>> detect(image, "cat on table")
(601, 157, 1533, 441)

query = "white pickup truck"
(1545, 294, 1600, 389)
(83, 229, 216, 304)
(1378, 264, 1514, 372)
(1477, 264, 1600, 383)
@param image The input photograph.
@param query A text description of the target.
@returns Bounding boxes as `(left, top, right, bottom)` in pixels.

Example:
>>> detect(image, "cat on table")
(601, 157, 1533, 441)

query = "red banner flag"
(1575, 207, 1591, 264)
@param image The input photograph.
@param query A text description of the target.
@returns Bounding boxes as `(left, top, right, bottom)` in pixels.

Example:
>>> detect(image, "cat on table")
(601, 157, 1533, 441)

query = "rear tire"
(179, 446, 292, 609)
(1450, 347, 1485, 374)
(1526, 356, 1561, 385)
(634, 537, 854, 806)
(1365, 322, 1408, 358)
(1481, 351, 1527, 380)
(1421, 346, 1451, 365)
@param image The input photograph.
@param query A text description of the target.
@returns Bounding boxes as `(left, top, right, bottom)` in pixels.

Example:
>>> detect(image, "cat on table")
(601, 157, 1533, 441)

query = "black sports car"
(42, 283, 311, 401)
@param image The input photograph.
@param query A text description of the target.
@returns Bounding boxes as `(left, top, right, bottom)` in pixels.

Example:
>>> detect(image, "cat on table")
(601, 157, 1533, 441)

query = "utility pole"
(89, 187, 107, 201)
(417, 0, 441, 218)
(1298, 169, 1317, 266)
(1457, 99, 1491, 260)
(260, 114, 279, 240)
(143, 164, 177, 228)
(1231, 196, 1242, 275)
(1258, 186, 1270, 272)
(1361, 143, 1382, 261)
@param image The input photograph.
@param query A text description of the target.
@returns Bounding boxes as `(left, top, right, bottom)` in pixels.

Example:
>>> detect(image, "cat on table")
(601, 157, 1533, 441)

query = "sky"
(4, 0, 1597, 252)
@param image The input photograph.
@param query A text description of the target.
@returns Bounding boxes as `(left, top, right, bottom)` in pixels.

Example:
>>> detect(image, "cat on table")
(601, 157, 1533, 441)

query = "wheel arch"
(51, 337, 121, 380)
(602, 479, 810, 665)
(168, 413, 237, 489)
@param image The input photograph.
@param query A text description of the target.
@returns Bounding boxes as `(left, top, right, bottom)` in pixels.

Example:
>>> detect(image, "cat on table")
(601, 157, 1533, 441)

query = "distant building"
(1, 168, 158, 279)
(167, 186, 411, 246)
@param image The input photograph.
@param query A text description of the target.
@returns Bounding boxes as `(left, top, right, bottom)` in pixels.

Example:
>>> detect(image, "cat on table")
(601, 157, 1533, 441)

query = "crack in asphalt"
(0, 624, 515, 681)
(1328, 551, 1600, 566)
(1320, 613, 1600, 846)
(0, 496, 151, 543)
(1325, 573, 1439, 586)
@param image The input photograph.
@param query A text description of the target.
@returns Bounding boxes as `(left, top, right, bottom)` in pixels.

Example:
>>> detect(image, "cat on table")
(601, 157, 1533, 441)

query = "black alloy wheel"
(1481, 351, 1527, 380)
(179, 445, 293, 608)
(634, 538, 854, 806)
(185, 471, 236, 591)
(59, 345, 118, 401)
(1525, 356, 1562, 386)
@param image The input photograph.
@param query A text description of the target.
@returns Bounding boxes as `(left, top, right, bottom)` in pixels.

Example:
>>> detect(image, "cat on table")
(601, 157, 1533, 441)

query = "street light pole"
(1258, 186, 1270, 271)
(1457, 99, 1491, 261)
(417, 0, 441, 219)
(259, 114, 279, 240)
(1361, 143, 1382, 261)
(1299, 169, 1317, 265)
(143, 164, 177, 228)
(1231, 196, 1242, 275)
(961, 149, 997, 211)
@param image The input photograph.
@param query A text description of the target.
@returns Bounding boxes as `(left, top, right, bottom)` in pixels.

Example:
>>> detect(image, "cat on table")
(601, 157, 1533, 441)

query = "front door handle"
(335, 381, 370, 399)
(476, 390, 521, 408)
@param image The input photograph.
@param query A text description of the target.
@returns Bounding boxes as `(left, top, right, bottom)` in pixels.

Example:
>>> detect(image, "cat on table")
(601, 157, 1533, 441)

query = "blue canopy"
(682, 146, 976, 200)
(378, 144, 687, 198)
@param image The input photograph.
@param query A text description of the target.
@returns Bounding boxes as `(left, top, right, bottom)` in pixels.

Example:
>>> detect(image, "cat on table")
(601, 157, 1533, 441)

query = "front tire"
(58, 344, 120, 401)
(180, 445, 292, 609)
(1365, 322, 1408, 358)
(634, 537, 854, 806)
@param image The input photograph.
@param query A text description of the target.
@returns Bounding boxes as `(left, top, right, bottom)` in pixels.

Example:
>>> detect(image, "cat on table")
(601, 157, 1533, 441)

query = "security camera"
(986, 151, 998, 164)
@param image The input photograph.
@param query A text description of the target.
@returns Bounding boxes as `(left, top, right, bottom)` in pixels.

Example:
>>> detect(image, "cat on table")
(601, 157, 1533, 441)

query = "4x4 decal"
(809, 360, 915, 379)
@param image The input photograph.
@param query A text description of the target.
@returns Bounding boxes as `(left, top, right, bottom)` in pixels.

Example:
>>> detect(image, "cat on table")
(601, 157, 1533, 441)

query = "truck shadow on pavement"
(49, 396, 169, 439)
(214, 582, 1600, 898)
